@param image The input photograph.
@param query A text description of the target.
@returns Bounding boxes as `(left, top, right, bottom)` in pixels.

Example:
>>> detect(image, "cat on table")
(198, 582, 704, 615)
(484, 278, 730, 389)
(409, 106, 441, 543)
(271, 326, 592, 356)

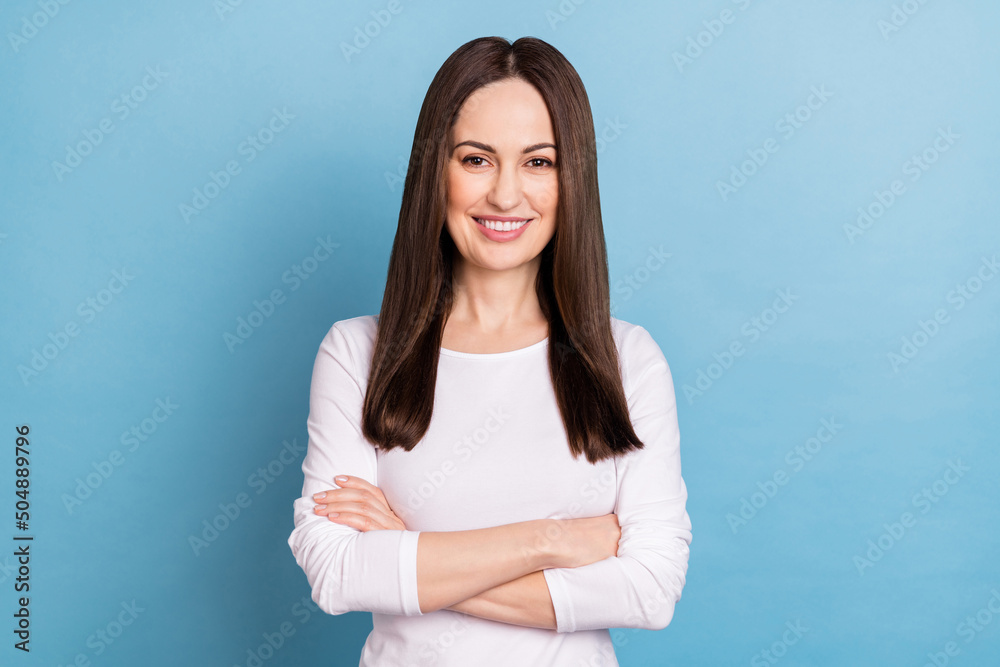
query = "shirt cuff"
(542, 566, 575, 633)
(398, 530, 423, 616)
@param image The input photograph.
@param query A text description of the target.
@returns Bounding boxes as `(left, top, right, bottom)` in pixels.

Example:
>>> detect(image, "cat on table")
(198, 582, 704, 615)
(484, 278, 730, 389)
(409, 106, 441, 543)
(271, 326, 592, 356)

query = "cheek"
(529, 180, 559, 214)
(447, 170, 478, 211)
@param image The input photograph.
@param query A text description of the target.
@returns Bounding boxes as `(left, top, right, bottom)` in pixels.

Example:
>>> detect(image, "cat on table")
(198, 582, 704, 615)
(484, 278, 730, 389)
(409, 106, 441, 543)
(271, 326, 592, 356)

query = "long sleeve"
(287, 322, 424, 617)
(542, 325, 692, 633)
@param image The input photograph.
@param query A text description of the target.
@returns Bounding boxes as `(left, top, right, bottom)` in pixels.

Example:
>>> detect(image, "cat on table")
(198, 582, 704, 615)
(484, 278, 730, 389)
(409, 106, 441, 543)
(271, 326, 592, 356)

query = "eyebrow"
(453, 140, 556, 154)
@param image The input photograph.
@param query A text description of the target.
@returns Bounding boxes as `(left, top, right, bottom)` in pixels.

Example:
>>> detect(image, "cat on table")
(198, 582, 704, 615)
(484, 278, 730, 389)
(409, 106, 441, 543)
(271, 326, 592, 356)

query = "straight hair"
(362, 36, 645, 464)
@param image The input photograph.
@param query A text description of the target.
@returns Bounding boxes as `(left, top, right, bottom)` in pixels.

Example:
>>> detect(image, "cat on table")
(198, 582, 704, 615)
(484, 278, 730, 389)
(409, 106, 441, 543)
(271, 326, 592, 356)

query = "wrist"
(523, 519, 563, 570)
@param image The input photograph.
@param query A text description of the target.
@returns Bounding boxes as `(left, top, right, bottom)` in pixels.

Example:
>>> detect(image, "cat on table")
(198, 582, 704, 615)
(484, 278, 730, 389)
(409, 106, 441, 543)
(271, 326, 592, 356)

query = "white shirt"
(287, 314, 692, 666)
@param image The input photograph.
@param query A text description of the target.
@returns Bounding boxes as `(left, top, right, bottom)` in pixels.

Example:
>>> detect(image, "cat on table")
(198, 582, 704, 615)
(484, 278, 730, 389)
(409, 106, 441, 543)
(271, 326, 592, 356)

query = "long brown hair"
(362, 36, 645, 464)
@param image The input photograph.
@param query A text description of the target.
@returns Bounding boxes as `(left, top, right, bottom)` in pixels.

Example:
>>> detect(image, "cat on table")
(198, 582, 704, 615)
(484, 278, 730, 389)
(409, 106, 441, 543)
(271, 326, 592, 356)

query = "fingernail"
(314, 504, 326, 511)
(328, 512, 339, 518)
(335, 476, 348, 483)
(313, 492, 326, 500)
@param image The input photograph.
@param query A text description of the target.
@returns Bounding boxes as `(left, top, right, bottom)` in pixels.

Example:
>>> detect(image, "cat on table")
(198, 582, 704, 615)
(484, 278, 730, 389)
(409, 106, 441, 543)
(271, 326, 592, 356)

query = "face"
(444, 77, 558, 277)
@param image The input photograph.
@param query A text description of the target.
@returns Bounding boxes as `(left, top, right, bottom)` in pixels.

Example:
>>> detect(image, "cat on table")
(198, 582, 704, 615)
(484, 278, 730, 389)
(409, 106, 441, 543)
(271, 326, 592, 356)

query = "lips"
(474, 217, 532, 234)
(471, 215, 534, 240)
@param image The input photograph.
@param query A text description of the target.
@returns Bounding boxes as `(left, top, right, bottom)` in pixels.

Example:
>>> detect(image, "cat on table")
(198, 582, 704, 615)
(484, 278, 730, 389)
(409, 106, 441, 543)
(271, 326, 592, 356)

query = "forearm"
(416, 519, 556, 613)
(445, 570, 556, 629)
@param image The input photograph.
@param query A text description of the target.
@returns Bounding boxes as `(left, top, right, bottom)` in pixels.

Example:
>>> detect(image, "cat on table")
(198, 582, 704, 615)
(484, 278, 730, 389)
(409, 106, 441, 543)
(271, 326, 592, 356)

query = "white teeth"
(477, 218, 528, 232)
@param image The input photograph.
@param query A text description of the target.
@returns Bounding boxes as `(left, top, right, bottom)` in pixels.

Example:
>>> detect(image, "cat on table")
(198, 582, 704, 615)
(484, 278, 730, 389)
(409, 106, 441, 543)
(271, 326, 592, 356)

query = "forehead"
(453, 79, 555, 145)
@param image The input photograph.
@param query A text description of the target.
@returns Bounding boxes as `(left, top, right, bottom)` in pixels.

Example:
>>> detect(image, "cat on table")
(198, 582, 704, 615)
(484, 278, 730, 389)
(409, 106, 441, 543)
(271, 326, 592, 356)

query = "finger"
(324, 510, 390, 532)
(313, 488, 380, 512)
(330, 475, 392, 506)
(316, 498, 400, 529)
(317, 479, 393, 515)
(313, 477, 405, 529)
(312, 487, 360, 502)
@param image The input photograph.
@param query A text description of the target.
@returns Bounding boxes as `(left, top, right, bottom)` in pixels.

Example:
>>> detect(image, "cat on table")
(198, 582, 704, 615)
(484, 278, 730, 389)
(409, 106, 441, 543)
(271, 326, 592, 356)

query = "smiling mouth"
(473, 217, 532, 232)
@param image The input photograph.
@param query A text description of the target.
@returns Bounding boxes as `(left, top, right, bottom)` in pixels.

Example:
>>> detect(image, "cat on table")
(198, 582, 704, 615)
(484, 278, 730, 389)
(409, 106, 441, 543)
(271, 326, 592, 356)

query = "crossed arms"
(287, 322, 692, 633)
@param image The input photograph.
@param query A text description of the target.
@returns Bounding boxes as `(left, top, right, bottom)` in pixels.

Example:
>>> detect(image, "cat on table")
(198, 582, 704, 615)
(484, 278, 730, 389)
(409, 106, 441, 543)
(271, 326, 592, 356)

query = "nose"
(486, 162, 523, 211)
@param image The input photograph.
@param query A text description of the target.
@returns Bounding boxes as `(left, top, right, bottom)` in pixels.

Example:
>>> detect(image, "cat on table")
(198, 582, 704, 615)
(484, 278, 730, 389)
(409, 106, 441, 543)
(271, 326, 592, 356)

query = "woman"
(287, 36, 692, 666)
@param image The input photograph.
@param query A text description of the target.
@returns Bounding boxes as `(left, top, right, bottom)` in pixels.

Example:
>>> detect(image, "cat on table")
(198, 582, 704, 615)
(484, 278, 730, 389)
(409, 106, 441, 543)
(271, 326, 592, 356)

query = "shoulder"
(610, 316, 673, 396)
(328, 314, 378, 346)
(318, 314, 379, 379)
(609, 315, 666, 361)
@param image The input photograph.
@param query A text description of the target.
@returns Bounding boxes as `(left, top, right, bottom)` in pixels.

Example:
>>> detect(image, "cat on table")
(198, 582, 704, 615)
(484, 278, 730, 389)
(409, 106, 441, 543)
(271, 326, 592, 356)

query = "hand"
(312, 475, 406, 532)
(547, 513, 621, 569)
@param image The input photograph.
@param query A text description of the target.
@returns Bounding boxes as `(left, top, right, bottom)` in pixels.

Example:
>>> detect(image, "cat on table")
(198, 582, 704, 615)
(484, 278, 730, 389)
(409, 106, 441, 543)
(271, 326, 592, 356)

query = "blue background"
(2, 1, 999, 665)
